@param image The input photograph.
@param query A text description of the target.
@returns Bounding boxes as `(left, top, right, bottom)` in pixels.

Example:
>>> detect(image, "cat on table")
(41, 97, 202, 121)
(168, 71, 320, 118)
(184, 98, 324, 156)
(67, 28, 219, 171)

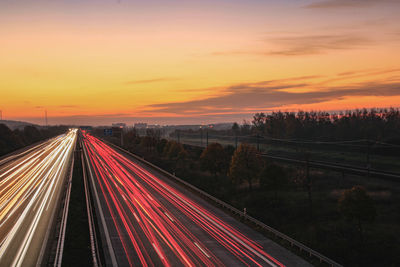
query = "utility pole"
(366, 139, 371, 177)
(200, 129, 203, 147)
(305, 155, 312, 219)
(206, 130, 209, 147)
(366, 139, 370, 165)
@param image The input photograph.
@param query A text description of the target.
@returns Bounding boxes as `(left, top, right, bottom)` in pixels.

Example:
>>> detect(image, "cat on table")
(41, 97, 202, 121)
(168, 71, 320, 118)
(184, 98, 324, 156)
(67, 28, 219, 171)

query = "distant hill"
(0, 120, 39, 130)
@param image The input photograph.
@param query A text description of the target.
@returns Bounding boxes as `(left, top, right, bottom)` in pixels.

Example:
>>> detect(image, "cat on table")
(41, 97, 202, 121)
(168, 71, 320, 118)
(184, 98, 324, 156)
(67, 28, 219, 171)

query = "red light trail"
(82, 132, 285, 267)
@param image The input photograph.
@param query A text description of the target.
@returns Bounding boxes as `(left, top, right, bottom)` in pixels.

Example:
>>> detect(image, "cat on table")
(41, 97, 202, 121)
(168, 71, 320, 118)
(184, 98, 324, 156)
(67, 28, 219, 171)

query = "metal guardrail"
(106, 141, 343, 267)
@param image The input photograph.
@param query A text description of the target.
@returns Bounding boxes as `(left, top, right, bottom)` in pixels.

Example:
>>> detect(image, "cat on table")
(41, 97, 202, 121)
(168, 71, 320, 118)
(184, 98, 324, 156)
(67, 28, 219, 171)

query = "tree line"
(172, 108, 400, 143)
(251, 108, 400, 141)
(0, 124, 68, 157)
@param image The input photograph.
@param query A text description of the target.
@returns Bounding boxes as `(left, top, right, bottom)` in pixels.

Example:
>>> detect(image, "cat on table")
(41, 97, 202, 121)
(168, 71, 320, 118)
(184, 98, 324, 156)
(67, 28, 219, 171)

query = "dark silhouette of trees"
(175, 148, 189, 174)
(140, 136, 155, 152)
(240, 120, 251, 135)
(0, 124, 68, 157)
(253, 113, 266, 134)
(146, 128, 161, 141)
(163, 141, 186, 160)
(22, 125, 42, 143)
(338, 186, 376, 241)
(228, 143, 261, 190)
(260, 163, 288, 200)
(200, 143, 228, 176)
(0, 124, 21, 155)
(249, 108, 400, 142)
(156, 138, 168, 155)
(231, 122, 239, 134)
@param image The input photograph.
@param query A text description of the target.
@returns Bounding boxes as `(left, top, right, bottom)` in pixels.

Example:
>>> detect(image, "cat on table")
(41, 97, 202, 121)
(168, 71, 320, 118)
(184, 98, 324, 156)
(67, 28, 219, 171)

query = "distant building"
(147, 124, 161, 129)
(112, 123, 126, 128)
(134, 122, 147, 129)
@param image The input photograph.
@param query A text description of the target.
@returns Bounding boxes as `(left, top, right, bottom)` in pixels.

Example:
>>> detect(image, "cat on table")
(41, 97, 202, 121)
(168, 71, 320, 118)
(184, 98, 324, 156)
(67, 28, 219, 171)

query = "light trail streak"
(82, 132, 286, 267)
(0, 129, 77, 267)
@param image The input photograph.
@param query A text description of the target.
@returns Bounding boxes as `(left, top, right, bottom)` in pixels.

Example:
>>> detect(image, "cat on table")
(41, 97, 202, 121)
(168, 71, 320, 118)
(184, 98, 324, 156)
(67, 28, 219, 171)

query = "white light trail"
(0, 129, 77, 267)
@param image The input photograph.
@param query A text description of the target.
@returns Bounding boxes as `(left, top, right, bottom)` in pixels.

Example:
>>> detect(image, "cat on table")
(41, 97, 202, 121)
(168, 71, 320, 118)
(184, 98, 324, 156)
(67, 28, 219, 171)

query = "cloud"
(139, 75, 400, 116)
(304, 0, 381, 9)
(211, 33, 373, 57)
(326, 68, 400, 83)
(268, 34, 372, 56)
(125, 77, 178, 85)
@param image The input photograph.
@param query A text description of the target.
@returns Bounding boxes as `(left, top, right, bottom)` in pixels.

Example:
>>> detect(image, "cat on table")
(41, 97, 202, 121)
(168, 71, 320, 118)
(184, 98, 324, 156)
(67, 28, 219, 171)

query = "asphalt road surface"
(82, 132, 311, 267)
(0, 129, 77, 266)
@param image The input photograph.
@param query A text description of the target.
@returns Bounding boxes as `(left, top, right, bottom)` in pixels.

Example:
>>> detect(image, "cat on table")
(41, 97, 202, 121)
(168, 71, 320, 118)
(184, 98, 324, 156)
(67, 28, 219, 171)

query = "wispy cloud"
(268, 34, 372, 56)
(125, 77, 178, 85)
(211, 33, 373, 57)
(304, 0, 385, 9)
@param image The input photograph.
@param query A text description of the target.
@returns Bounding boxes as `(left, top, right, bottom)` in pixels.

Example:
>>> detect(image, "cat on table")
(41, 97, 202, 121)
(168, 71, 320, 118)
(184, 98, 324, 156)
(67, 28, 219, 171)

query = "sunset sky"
(1, 0, 400, 125)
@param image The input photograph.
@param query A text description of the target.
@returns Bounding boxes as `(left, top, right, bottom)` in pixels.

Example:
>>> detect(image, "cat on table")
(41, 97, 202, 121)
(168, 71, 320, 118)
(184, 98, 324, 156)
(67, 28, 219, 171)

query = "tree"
(175, 149, 189, 173)
(200, 143, 227, 176)
(146, 128, 161, 140)
(124, 128, 138, 144)
(231, 122, 239, 134)
(0, 124, 19, 155)
(156, 138, 168, 155)
(164, 141, 185, 160)
(338, 186, 376, 241)
(240, 120, 251, 135)
(23, 125, 42, 143)
(260, 163, 288, 199)
(252, 113, 266, 134)
(140, 136, 155, 152)
(228, 143, 261, 190)
(162, 140, 188, 173)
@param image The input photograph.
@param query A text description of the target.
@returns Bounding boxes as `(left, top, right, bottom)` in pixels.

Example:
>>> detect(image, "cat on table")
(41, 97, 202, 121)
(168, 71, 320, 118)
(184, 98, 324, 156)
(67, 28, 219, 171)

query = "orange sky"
(1, 0, 399, 125)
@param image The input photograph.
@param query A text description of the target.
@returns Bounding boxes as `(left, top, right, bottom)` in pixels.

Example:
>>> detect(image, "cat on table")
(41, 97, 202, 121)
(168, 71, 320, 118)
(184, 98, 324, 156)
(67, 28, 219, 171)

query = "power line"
(174, 130, 400, 148)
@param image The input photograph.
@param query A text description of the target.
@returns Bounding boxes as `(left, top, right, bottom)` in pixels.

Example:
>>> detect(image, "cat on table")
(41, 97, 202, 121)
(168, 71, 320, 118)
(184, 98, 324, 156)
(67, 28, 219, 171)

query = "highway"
(82, 132, 311, 267)
(0, 129, 77, 266)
